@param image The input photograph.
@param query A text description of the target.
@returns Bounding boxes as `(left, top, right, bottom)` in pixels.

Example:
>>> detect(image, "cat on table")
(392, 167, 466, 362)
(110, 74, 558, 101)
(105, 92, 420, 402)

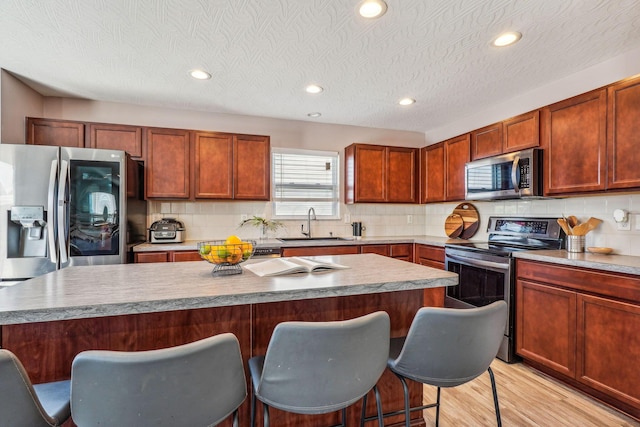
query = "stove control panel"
(487, 217, 563, 239)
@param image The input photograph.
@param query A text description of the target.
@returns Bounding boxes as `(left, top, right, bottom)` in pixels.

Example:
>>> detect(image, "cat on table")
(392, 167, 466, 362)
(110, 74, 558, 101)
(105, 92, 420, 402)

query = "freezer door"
(61, 147, 127, 266)
(0, 144, 59, 280)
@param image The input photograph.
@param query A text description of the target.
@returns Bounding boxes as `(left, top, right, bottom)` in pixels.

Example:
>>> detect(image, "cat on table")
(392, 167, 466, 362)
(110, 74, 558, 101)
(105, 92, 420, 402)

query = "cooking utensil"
(567, 215, 578, 228)
(562, 213, 573, 234)
(571, 217, 603, 236)
(557, 218, 572, 235)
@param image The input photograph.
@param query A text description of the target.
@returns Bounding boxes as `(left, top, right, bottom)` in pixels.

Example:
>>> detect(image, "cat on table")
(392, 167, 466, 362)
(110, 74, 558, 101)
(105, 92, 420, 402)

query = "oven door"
(445, 247, 516, 362)
(445, 250, 512, 309)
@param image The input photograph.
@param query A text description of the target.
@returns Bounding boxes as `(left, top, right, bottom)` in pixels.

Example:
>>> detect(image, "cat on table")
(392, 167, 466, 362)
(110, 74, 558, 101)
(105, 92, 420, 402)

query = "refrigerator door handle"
(58, 160, 69, 264)
(48, 159, 58, 264)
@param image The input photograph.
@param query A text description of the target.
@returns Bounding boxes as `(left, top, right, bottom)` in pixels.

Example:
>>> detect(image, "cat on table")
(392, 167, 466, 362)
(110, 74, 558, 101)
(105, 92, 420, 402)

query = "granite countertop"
(0, 254, 457, 326)
(514, 250, 640, 276)
(133, 235, 459, 252)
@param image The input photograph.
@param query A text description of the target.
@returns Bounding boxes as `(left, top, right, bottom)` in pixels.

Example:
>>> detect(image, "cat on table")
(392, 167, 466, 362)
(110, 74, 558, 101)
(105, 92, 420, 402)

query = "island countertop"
(0, 253, 457, 325)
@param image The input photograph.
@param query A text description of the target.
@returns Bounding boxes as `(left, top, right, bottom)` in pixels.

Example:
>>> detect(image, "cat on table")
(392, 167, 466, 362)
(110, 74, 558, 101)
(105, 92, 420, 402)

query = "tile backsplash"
(148, 193, 640, 256)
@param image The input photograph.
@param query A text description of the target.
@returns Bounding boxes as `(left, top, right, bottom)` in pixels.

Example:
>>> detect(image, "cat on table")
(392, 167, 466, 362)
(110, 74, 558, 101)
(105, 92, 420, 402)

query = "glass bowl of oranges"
(198, 236, 256, 276)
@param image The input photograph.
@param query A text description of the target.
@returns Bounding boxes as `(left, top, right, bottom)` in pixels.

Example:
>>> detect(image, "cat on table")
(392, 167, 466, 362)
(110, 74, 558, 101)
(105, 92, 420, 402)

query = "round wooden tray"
(444, 213, 464, 238)
(586, 247, 613, 255)
(452, 203, 480, 239)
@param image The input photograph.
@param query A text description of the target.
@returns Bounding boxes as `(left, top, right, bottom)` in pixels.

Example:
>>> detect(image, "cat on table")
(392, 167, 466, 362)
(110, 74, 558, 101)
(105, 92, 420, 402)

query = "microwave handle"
(511, 155, 520, 193)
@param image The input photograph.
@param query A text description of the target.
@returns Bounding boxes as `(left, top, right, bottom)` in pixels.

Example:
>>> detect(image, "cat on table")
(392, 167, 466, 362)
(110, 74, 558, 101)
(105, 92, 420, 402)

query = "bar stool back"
(385, 301, 508, 427)
(71, 333, 247, 427)
(248, 311, 390, 427)
(0, 349, 71, 427)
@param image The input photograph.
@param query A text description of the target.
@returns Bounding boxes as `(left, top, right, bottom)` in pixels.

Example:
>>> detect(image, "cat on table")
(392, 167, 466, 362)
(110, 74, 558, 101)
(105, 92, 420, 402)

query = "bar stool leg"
(488, 367, 502, 427)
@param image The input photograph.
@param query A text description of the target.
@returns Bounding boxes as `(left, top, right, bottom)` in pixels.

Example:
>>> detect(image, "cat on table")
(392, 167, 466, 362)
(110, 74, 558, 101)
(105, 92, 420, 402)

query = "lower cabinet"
(415, 244, 445, 269)
(134, 250, 201, 263)
(281, 246, 359, 257)
(516, 259, 640, 419)
(361, 243, 413, 262)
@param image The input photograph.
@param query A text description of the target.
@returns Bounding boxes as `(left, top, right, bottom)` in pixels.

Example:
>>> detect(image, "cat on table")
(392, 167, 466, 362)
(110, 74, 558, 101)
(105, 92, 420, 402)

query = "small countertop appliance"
(149, 218, 185, 243)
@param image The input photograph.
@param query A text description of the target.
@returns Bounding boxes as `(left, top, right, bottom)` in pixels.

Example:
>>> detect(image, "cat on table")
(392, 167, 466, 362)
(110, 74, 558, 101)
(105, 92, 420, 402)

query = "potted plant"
(238, 216, 283, 239)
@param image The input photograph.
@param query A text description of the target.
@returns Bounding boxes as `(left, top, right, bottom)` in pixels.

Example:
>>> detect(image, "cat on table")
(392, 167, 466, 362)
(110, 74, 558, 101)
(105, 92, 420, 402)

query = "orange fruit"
(225, 235, 242, 245)
(226, 246, 243, 264)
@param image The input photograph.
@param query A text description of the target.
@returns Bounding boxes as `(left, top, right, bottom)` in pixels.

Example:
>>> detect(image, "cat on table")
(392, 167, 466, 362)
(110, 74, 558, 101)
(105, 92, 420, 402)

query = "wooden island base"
(2, 288, 442, 427)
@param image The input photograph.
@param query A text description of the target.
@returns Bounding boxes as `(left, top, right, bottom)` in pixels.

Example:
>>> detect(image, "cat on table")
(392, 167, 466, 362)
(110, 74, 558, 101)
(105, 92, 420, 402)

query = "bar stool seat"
(248, 311, 390, 427)
(1, 349, 71, 427)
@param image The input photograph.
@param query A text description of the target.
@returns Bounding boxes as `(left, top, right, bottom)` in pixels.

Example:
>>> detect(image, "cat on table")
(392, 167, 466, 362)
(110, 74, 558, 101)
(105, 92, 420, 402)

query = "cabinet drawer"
(361, 245, 389, 256)
(415, 245, 445, 263)
(134, 252, 170, 263)
(172, 251, 203, 262)
(517, 260, 640, 302)
(281, 246, 360, 257)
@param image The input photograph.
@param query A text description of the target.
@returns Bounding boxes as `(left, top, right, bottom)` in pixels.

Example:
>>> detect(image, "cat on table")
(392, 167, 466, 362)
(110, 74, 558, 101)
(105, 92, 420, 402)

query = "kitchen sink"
(277, 237, 351, 242)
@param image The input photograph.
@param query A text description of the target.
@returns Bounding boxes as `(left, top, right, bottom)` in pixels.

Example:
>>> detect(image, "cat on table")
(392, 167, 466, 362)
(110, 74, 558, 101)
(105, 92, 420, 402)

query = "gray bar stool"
(362, 300, 508, 427)
(248, 311, 390, 427)
(70, 333, 247, 427)
(0, 349, 71, 427)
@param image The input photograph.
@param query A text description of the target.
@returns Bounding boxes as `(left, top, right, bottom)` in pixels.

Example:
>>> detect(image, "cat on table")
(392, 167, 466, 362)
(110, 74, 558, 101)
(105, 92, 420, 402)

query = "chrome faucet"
(301, 207, 316, 238)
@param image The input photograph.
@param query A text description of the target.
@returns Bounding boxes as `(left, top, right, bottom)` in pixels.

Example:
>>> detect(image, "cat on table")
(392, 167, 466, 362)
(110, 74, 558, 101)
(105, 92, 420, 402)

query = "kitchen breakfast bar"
(0, 253, 457, 427)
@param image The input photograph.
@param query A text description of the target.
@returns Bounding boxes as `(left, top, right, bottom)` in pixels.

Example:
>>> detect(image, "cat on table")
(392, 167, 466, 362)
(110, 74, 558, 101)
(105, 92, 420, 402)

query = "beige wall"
(2, 60, 639, 256)
(424, 45, 640, 144)
(0, 70, 44, 144)
(40, 97, 425, 151)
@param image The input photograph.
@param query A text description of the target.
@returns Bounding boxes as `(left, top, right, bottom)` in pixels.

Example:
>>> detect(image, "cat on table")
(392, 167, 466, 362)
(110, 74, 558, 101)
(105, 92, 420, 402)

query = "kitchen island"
(0, 254, 456, 427)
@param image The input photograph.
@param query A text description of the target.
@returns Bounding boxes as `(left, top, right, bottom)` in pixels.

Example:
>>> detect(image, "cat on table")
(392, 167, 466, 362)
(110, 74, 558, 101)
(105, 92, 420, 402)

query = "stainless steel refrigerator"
(0, 144, 147, 286)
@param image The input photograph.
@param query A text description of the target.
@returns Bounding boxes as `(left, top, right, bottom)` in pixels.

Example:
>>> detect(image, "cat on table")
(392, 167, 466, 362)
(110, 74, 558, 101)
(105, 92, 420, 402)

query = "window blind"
(272, 149, 340, 218)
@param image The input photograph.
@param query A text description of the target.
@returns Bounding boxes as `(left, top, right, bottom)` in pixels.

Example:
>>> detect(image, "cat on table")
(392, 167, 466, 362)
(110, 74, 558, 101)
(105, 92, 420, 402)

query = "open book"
(244, 256, 350, 277)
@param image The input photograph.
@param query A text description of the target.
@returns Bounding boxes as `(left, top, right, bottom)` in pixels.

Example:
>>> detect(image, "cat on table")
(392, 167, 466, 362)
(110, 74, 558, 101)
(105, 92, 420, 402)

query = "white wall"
(426, 195, 640, 257)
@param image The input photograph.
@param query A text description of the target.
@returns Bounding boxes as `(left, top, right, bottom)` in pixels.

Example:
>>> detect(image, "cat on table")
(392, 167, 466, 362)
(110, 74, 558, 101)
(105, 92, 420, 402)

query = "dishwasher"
(252, 246, 281, 259)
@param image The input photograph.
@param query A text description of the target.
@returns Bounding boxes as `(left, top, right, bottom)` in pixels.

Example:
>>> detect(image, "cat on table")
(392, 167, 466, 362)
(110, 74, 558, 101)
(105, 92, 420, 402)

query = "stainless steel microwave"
(465, 148, 542, 200)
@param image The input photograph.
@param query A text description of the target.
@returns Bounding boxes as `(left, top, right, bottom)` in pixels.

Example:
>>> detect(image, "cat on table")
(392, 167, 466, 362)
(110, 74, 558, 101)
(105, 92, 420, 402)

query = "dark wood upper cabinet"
(234, 134, 270, 200)
(503, 110, 540, 153)
(26, 118, 84, 147)
(345, 144, 386, 203)
(386, 146, 418, 203)
(420, 143, 445, 203)
(542, 89, 607, 195)
(88, 123, 143, 159)
(145, 127, 191, 199)
(345, 143, 417, 204)
(444, 134, 470, 201)
(607, 75, 640, 190)
(193, 131, 234, 199)
(471, 122, 503, 160)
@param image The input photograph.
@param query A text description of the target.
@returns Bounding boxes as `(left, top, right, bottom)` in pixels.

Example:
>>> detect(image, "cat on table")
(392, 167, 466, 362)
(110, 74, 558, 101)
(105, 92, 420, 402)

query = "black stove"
(444, 217, 565, 363)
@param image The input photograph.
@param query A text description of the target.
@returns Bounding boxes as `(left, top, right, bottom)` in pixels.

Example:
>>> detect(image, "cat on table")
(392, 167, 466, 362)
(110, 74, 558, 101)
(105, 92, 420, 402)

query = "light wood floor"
(419, 360, 640, 426)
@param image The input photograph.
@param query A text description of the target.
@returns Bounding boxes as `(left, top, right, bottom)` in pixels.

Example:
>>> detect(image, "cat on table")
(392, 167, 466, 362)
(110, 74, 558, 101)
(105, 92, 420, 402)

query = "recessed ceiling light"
(358, 0, 388, 18)
(398, 98, 416, 106)
(492, 31, 522, 47)
(189, 69, 211, 80)
(307, 112, 322, 118)
(305, 84, 324, 94)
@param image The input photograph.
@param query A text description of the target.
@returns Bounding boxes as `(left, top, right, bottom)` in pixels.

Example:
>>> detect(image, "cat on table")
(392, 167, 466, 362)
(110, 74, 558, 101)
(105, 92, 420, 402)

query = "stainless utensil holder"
(566, 235, 585, 253)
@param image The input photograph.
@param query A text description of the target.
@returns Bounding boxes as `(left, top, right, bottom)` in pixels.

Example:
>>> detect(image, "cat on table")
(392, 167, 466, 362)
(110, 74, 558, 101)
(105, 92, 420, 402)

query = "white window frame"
(271, 147, 340, 220)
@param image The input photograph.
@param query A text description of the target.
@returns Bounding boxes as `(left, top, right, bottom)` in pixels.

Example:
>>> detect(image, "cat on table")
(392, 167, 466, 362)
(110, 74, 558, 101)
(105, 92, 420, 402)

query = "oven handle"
(446, 253, 510, 271)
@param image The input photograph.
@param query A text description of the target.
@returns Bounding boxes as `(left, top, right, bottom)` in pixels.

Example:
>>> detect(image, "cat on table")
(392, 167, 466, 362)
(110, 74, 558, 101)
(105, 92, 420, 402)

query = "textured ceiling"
(1, 0, 640, 133)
